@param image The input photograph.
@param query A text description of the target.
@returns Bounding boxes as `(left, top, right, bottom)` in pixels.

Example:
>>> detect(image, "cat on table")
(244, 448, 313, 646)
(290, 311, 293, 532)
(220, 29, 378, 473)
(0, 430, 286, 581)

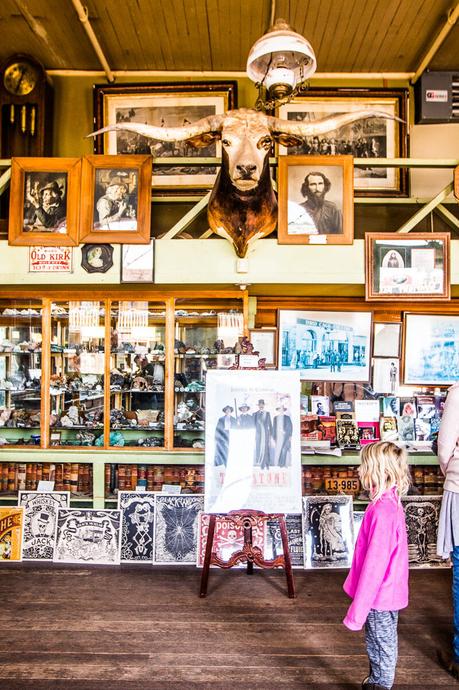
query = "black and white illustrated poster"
(118, 492, 156, 563)
(154, 495, 204, 565)
(303, 495, 354, 569)
(54, 509, 121, 565)
(264, 514, 304, 567)
(402, 496, 448, 568)
(19, 491, 70, 561)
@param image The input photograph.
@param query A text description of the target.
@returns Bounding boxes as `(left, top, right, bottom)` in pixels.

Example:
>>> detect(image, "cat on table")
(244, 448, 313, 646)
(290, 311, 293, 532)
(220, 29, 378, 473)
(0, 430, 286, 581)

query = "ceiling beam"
(13, 0, 63, 65)
(70, 0, 115, 83)
(412, 2, 459, 84)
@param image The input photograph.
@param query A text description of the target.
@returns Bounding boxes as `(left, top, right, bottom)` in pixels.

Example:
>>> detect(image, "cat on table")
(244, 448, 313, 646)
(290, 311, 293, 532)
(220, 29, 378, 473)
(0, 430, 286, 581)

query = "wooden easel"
(199, 509, 295, 598)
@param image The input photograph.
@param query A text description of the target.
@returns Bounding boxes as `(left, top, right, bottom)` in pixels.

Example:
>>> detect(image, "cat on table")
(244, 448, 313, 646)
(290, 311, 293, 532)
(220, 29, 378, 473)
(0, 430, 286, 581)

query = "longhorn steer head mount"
(89, 108, 397, 258)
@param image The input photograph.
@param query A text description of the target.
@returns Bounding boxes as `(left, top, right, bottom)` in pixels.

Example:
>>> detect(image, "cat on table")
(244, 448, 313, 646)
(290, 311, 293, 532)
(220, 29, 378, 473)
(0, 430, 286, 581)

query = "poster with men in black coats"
(205, 371, 302, 514)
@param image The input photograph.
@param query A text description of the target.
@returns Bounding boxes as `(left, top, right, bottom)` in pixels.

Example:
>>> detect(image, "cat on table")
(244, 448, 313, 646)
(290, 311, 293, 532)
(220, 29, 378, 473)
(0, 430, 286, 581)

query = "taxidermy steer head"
(90, 108, 396, 258)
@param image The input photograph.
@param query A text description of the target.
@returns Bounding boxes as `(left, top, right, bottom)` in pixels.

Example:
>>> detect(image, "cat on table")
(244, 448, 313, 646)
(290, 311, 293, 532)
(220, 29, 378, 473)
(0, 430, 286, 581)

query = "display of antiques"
(90, 108, 396, 258)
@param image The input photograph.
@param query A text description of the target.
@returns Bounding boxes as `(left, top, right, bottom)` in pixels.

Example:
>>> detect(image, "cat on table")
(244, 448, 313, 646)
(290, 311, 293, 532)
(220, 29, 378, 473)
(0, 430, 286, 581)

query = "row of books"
(301, 394, 444, 450)
(0, 462, 92, 495)
(302, 465, 444, 497)
(105, 464, 205, 496)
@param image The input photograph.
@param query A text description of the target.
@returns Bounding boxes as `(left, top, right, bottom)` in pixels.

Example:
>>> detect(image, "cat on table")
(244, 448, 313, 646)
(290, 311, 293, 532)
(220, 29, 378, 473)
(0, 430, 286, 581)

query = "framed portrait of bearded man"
(278, 155, 354, 245)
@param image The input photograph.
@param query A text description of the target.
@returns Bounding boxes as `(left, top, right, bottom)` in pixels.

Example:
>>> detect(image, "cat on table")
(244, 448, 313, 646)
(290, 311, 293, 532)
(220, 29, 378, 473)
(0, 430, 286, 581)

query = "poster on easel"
(204, 370, 302, 514)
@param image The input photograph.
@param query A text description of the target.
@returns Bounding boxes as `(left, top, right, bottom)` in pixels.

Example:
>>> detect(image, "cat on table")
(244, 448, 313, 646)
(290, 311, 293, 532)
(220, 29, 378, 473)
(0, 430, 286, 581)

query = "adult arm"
(343, 505, 396, 631)
(438, 385, 459, 476)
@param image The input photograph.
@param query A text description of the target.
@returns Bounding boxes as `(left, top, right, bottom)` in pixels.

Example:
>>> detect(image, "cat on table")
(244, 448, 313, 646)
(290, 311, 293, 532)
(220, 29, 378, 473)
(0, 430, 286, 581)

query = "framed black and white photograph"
(264, 514, 304, 568)
(373, 322, 401, 358)
(93, 81, 237, 189)
(121, 241, 155, 283)
(278, 309, 373, 382)
(153, 494, 203, 565)
(81, 244, 114, 274)
(19, 491, 70, 561)
(9, 158, 81, 246)
(302, 495, 354, 569)
(278, 156, 354, 245)
(278, 88, 408, 197)
(118, 491, 156, 563)
(365, 233, 450, 301)
(53, 509, 121, 565)
(204, 370, 302, 514)
(403, 313, 459, 386)
(402, 496, 448, 568)
(80, 155, 152, 244)
(372, 357, 400, 395)
(248, 328, 277, 368)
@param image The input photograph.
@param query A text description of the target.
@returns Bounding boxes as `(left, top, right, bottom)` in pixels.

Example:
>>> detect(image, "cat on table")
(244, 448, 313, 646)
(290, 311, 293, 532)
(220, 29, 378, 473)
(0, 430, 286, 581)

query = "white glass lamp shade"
(246, 19, 316, 96)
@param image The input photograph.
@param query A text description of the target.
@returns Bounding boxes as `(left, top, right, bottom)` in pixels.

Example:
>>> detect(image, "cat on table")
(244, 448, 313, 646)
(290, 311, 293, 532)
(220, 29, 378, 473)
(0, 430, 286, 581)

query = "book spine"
(36, 463, 43, 485)
(25, 463, 33, 491)
(77, 465, 84, 493)
(17, 463, 27, 491)
(130, 464, 138, 490)
(104, 464, 111, 497)
(31, 463, 37, 491)
(1, 463, 8, 492)
(118, 464, 126, 492)
(63, 464, 71, 492)
(55, 464, 64, 491)
(42, 464, 50, 481)
(147, 466, 154, 491)
(70, 464, 79, 493)
(8, 463, 17, 492)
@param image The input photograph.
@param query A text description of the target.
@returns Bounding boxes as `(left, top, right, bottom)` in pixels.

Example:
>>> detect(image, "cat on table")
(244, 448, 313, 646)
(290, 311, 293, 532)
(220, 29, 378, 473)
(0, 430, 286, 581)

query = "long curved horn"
(87, 113, 226, 142)
(267, 110, 403, 137)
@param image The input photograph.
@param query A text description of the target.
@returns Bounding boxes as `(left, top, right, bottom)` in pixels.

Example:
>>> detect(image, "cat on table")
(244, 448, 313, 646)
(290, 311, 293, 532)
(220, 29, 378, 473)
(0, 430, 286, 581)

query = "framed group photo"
(277, 156, 354, 245)
(79, 155, 152, 244)
(403, 313, 459, 385)
(365, 232, 450, 301)
(93, 81, 237, 190)
(278, 309, 373, 382)
(277, 88, 409, 197)
(8, 158, 81, 246)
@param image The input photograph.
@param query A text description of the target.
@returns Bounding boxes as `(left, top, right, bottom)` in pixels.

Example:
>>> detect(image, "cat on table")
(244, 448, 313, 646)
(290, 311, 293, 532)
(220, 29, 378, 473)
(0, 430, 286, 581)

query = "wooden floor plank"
(0, 565, 456, 689)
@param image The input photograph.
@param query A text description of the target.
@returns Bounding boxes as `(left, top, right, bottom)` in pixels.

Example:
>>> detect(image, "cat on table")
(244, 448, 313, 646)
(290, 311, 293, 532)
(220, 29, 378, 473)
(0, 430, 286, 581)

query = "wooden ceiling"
(0, 0, 458, 74)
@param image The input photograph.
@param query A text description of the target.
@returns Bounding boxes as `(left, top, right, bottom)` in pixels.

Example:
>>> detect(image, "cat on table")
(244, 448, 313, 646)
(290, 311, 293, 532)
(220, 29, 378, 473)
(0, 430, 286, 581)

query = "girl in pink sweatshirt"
(343, 441, 410, 690)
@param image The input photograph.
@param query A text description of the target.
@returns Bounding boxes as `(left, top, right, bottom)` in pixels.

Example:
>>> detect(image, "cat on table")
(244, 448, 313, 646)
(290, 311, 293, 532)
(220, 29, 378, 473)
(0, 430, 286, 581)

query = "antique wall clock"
(0, 54, 53, 158)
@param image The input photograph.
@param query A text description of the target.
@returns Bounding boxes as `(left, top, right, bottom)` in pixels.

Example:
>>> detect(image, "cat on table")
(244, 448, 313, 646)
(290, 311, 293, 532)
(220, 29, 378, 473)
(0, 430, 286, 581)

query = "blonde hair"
(359, 441, 411, 502)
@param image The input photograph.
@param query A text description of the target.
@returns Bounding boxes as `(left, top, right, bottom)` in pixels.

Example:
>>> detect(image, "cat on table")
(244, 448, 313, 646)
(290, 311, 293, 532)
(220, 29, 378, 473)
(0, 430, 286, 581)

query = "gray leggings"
(364, 609, 399, 689)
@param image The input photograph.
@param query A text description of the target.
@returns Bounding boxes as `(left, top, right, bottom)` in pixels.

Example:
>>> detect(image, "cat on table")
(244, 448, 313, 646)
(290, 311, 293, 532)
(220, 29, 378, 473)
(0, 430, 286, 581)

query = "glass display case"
(50, 301, 105, 447)
(109, 300, 166, 448)
(0, 300, 42, 446)
(173, 298, 245, 449)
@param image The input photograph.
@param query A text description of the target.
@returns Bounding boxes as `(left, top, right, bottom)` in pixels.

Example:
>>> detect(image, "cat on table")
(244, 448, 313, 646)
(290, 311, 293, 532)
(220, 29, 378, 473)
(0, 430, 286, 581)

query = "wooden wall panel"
(0, 0, 458, 73)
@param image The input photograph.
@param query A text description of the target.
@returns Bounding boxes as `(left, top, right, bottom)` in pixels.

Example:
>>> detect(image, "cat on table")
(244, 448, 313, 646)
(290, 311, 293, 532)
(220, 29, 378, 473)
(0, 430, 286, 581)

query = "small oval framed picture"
(8, 158, 81, 246)
(81, 244, 114, 273)
(79, 154, 152, 244)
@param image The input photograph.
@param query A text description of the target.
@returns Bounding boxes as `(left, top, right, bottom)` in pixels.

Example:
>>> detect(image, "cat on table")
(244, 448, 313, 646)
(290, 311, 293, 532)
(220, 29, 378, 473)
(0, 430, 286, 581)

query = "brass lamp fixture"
(246, 18, 317, 111)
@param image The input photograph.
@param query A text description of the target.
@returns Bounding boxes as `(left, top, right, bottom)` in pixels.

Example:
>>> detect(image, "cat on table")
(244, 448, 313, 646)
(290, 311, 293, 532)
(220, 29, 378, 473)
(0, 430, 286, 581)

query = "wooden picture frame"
(79, 155, 152, 244)
(277, 88, 409, 197)
(93, 81, 237, 190)
(8, 157, 81, 246)
(278, 156, 354, 245)
(403, 312, 459, 386)
(365, 232, 450, 301)
(248, 328, 278, 367)
(278, 308, 372, 382)
(120, 240, 155, 283)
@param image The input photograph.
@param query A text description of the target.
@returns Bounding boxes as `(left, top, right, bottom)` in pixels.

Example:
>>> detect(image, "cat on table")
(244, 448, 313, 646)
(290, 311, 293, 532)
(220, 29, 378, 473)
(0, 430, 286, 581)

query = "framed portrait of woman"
(365, 232, 450, 300)
(79, 155, 152, 244)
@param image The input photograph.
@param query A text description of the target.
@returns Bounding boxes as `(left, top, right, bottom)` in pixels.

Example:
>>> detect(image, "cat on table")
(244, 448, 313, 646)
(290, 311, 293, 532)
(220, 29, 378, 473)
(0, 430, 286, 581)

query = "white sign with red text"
(29, 247, 73, 273)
